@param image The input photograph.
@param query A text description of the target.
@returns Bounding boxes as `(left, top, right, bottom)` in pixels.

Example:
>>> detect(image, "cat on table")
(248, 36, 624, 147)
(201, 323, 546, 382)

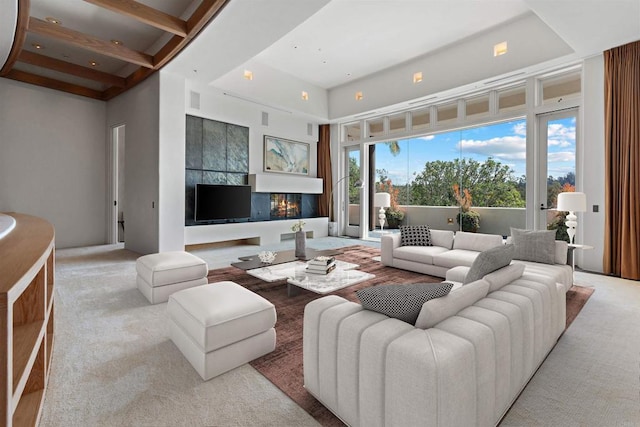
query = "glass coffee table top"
(245, 260, 375, 295)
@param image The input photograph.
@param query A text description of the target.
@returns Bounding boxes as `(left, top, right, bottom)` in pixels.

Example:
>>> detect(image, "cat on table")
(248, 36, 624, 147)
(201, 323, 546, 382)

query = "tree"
(410, 157, 525, 208)
(348, 156, 360, 203)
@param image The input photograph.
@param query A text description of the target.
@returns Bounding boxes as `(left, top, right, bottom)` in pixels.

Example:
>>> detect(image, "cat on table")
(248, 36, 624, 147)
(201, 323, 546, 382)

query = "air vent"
(262, 112, 269, 126)
(307, 123, 313, 136)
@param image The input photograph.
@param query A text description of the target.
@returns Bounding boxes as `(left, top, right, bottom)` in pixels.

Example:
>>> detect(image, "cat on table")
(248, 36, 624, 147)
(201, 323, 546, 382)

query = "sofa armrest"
(381, 233, 401, 266)
(445, 266, 469, 284)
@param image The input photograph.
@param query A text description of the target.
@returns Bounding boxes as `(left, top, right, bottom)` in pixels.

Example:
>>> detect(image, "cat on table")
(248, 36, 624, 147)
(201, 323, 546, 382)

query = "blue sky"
(366, 117, 576, 186)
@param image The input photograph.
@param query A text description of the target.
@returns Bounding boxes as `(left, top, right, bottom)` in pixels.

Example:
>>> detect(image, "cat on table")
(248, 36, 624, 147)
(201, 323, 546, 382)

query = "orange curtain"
(317, 124, 332, 219)
(603, 40, 640, 279)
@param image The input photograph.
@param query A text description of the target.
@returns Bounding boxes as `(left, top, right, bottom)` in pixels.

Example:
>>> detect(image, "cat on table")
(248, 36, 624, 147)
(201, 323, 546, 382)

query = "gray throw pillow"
(400, 225, 432, 246)
(463, 244, 514, 285)
(510, 228, 556, 265)
(356, 282, 453, 324)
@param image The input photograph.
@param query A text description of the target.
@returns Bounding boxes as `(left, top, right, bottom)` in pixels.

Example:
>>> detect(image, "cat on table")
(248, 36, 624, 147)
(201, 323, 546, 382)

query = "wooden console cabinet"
(0, 213, 55, 427)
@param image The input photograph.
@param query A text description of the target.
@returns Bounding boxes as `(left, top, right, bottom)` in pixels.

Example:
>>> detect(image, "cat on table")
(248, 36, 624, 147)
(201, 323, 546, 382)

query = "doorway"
(110, 125, 126, 244)
(536, 108, 578, 230)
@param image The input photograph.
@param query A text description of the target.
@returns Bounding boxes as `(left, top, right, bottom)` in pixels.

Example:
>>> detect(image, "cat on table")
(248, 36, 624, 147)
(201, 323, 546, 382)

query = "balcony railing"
(348, 204, 527, 237)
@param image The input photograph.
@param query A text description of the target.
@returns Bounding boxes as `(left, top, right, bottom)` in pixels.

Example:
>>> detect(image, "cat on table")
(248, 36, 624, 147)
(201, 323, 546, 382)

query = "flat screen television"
(195, 184, 252, 222)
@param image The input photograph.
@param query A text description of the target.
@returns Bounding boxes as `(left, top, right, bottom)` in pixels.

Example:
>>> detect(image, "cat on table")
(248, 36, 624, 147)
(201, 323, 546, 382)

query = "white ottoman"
(167, 281, 277, 380)
(136, 251, 208, 304)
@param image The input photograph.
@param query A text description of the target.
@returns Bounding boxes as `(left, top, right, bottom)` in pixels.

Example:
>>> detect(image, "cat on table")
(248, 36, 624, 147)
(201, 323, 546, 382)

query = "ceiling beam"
(18, 50, 126, 87)
(5, 69, 104, 99)
(0, 0, 30, 76)
(27, 17, 154, 68)
(83, 0, 188, 37)
(154, 0, 229, 69)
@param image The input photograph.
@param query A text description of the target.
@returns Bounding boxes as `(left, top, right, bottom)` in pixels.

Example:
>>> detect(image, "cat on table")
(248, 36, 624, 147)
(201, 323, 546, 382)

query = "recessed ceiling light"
(89, 60, 99, 67)
(494, 41, 508, 57)
(45, 17, 62, 25)
(301, 91, 309, 101)
(413, 72, 423, 84)
(355, 91, 363, 101)
(243, 70, 253, 80)
(32, 43, 43, 49)
(111, 39, 123, 46)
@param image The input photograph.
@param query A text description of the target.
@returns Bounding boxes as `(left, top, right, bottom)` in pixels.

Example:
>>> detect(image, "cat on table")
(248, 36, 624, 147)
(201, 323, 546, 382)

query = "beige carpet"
(40, 242, 640, 426)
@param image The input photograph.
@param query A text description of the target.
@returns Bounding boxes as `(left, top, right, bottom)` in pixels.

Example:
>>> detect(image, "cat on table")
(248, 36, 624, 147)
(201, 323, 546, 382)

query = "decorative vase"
(295, 230, 306, 258)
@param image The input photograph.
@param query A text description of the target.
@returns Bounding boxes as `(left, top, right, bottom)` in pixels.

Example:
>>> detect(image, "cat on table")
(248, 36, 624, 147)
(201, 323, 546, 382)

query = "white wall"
(0, 79, 107, 248)
(186, 82, 320, 175)
(106, 75, 160, 255)
(183, 80, 323, 245)
(579, 54, 605, 272)
(158, 71, 186, 251)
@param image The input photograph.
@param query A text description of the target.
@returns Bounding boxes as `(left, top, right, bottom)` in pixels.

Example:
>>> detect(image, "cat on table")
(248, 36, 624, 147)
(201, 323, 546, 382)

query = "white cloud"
(513, 122, 526, 136)
(547, 151, 575, 162)
(417, 135, 435, 142)
(547, 123, 575, 148)
(456, 136, 526, 162)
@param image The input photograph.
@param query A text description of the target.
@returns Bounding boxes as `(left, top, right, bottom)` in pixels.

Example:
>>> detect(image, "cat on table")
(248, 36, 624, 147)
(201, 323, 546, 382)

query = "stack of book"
(306, 256, 336, 275)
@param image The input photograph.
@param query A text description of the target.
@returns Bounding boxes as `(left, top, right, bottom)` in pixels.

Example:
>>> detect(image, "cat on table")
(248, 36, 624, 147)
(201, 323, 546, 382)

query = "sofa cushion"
(453, 231, 503, 251)
(463, 244, 515, 285)
(393, 245, 451, 265)
(357, 282, 453, 324)
(432, 249, 480, 268)
(510, 228, 556, 264)
(400, 225, 432, 247)
(429, 229, 455, 249)
(506, 236, 568, 265)
(484, 263, 526, 292)
(415, 279, 491, 329)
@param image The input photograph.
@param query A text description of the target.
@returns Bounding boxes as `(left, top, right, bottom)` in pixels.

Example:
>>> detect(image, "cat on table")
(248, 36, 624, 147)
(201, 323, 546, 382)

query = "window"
(367, 118, 384, 138)
(465, 94, 490, 119)
(412, 108, 430, 131)
(540, 72, 581, 105)
(389, 113, 407, 134)
(498, 85, 526, 112)
(344, 122, 361, 141)
(437, 102, 457, 126)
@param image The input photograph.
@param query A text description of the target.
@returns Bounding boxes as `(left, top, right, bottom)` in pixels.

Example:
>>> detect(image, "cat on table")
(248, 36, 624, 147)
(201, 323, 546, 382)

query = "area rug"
(207, 245, 594, 427)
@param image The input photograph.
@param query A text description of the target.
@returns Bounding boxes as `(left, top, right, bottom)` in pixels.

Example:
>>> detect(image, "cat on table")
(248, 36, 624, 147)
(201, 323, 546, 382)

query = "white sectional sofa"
(303, 263, 566, 426)
(381, 230, 573, 290)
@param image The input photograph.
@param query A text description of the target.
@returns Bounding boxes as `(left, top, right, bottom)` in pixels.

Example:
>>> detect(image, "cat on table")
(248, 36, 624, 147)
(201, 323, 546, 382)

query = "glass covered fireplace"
(270, 194, 301, 220)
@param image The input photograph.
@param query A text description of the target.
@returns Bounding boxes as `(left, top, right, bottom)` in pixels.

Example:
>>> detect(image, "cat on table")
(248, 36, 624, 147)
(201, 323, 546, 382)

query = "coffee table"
(231, 248, 342, 271)
(243, 259, 375, 296)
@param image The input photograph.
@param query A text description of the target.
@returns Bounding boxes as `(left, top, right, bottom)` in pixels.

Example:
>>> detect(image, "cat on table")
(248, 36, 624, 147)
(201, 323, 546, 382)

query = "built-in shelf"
(249, 174, 323, 194)
(0, 212, 55, 427)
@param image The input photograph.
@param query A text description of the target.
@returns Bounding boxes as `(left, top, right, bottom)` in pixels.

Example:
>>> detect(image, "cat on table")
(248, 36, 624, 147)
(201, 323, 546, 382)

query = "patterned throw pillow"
(356, 282, 454, 324)
(400, 225, 432, 246)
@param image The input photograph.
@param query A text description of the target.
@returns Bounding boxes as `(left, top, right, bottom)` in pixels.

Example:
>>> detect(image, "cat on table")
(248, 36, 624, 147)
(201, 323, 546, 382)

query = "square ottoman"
(136, 251, 208, 304)
(167, 281, 277, 380)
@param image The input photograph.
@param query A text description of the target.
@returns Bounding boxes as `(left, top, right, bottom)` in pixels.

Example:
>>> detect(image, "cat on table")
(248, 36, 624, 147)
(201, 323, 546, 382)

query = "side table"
(568, 243, 594, 270)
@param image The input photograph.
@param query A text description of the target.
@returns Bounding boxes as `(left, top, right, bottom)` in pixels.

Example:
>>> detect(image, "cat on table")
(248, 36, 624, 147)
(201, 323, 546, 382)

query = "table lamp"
(374, 192, 391, 232)
(556, 192, 587, 244)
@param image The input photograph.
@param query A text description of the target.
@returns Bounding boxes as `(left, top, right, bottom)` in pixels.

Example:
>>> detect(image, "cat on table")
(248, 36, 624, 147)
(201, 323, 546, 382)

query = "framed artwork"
(263, 135, 310, 175)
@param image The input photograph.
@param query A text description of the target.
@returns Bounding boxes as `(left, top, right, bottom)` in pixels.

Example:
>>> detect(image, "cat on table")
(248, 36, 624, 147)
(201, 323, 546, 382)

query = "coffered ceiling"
(1, 0, 639, 112)
(0, 0, 229, 100)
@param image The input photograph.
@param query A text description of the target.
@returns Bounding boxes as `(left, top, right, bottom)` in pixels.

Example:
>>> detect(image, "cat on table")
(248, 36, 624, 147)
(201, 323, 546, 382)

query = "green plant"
(456, 211, 480, 232)
(385, 209, 405, 229)
(547, 212, 569, 242)
(291, 220, 305, 232)
(453, 184, 480, 232)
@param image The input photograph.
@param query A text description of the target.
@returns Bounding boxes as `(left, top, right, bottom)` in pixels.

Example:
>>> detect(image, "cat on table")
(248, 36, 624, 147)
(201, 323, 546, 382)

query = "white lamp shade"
(556, 192, 587, 212)
(374, 192, 391, 208)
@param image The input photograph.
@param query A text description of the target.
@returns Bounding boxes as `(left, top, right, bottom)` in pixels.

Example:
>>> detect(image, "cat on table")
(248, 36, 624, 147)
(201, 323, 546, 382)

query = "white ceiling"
(2, 0, 639, 116)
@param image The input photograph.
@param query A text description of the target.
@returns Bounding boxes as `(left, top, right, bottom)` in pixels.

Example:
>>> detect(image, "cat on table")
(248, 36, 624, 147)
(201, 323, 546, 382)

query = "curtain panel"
(317, 124, 332, 219)
(603, 40, 640, 280)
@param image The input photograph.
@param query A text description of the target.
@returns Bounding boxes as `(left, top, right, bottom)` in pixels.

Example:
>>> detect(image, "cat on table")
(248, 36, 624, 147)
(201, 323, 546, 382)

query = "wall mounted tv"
(195, 184, 252, 222)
